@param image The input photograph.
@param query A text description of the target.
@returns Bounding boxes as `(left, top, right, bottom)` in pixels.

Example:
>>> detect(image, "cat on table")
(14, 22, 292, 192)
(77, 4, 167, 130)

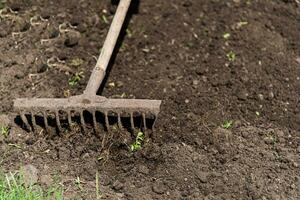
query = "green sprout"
(68, 71, 84, 87)
(221, 120, 233, 129)
(237, 21, 248, 28)
(130, 132, 144, 152)
(223, 32, 230, 39)
(75, 177, 83, 191)
(102, 15, 109, 24)
(1, 126, 10, 138)
(126, 28, 133, 38)
(226, 51, 236, 62)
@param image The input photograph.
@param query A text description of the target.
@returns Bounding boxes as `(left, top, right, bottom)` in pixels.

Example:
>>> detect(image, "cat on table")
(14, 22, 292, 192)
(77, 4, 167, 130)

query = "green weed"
(221, 120, 233, 129)
(130, 132, 144, 152)
(68, 71, 84, 87)
(0, 171, 63, 200)
(223, 32, 230, 39)
(101, 15, 108, 24)
(75, 177, 83, 191)
(226, 51, 236, 62)
(1, 126, 10, 138)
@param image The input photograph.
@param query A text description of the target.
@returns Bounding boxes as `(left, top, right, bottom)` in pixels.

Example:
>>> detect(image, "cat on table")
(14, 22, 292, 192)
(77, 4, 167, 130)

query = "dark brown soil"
(0, 0, 300, 199)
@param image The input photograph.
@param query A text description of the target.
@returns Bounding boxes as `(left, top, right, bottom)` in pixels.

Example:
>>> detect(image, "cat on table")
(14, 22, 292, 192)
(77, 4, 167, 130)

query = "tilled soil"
(0, 0, 300, 199)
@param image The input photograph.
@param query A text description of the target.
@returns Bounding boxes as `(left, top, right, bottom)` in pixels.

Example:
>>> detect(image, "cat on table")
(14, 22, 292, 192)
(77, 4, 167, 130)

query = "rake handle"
(84, 0, 132, 96)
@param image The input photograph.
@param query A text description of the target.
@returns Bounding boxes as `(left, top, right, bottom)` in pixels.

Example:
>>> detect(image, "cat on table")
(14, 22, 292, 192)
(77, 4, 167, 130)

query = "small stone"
(116, 81, 124, 87)
(0, 27, 9, 38)
(138, 165, 149, 175)
(152, 181, 166, 194)
(295, 57, 300, 65)
(196, 67, 206, 75)
(20, 164, 39, 186)
(64, 32, 80, 47)
(192, 80, 199, 86)
(0, 114, 10, 126)
(13, 18, 30, 32)
(14, 71, 25, 79)
(36, 62, 48, 73)
(40, 174, 53, 187)
(264, 136, 275, 145)
(100, 174, 111, 186)
(258, 94, 264, 101)
(197, 171, 208, 183)
(268, 91, 275, 99)
(185, 99, 189, 104)
(25, 54, 35, 64)
(112, 180, 124, 191)
(236, 89, 248, 101)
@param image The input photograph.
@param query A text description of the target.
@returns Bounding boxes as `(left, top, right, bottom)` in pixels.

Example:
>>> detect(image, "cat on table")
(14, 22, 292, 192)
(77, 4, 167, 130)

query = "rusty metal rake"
(13, 0, 161, 133)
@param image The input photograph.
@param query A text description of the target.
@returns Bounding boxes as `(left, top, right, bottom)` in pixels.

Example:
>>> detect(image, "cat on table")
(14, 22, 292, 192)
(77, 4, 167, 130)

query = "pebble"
(64, 31, 80, 47)
(185, 99, 190, 104)
(40, 174, 53, 187)
(264, 136, 275, 145)
(258, 94, 264, 101)
(295, 57, 300, 64)
(152, 181, 166, 194)
(138, 165, 150, 175)
(237, 89, 248, 101)
(268, 91, 275, 99)
(192, 80, 199, 86)
(0, 27, 9, 38)
(116, 81, 124, 87)
(197, 171, 208, 183)
(20, 164, 39, 186)
(112, 180, 124, 191)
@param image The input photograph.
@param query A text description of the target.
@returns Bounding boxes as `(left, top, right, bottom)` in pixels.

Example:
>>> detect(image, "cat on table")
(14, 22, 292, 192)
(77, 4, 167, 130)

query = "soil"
(0, 0, 300, 199)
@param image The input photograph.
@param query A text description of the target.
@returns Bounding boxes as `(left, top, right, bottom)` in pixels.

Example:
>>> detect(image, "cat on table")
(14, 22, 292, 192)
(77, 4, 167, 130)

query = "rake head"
(14, 95, 161, 133)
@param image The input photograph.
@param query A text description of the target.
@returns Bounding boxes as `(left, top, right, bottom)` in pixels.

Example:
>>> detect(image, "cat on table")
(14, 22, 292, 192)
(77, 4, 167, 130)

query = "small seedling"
(130, 132, 144, 152)
(221, 120, 233, 129)
(255, 111, 260, 116)
(1, 126, 10, 138)
(75, 176, 83, 191)
(237, 21, 248, 28)
(226, 51, 236, 62)
(223, 32, 230, 39)
(126, 28, 133, 38)
(68, 71, 84, 87)
(102, 15, 109, 24)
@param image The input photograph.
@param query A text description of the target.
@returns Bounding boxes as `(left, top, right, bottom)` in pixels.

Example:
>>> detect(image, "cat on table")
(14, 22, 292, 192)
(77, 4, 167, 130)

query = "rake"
(13, 0, 161, 133)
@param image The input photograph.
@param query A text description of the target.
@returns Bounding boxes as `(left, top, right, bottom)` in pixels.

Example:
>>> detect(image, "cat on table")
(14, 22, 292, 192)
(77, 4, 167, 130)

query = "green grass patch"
(0, 171, 63, 200)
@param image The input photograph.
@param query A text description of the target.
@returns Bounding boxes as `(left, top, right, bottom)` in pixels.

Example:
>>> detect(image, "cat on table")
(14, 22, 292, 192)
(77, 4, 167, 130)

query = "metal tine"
(117, 113, 122, 129)
(130, 112, 134, 131)
(67, 110, 72, 129)
(142, 113, 146, 132)
(43, 111, 50, 133)
(31, 111, 37, 131)
(55, 110, 62, 132)
(104, 111, 110, 132)
(152, 114, 158, 130)
(80, 111, 87, 132)
(92, 110, 99, 132)
(20, 111, 32, 132)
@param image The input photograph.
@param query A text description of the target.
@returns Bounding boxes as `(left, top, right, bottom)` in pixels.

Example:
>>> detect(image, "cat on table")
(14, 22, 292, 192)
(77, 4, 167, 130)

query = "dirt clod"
(20, 164, 39, 186)
(152, 181, 166, 195)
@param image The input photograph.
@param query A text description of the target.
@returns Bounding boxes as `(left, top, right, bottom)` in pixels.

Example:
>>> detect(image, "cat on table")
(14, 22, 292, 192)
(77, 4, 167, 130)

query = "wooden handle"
(84, 0, 132, 96)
